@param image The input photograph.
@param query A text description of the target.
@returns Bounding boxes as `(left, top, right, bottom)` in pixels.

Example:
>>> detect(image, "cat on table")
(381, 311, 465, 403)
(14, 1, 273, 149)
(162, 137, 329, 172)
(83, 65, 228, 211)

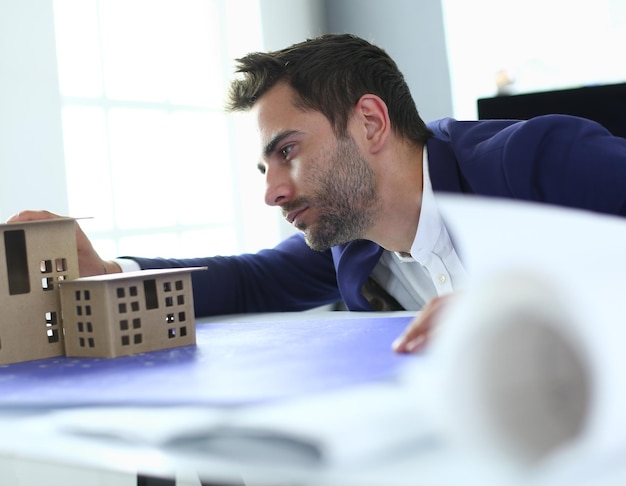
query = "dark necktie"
(360, 276, 405, 311)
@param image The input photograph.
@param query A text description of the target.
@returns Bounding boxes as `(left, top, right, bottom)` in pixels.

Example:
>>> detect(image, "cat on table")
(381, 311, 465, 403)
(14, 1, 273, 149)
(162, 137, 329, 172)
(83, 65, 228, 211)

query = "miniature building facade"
(59, 268, 198, 358)
(0, 219, 79, 364)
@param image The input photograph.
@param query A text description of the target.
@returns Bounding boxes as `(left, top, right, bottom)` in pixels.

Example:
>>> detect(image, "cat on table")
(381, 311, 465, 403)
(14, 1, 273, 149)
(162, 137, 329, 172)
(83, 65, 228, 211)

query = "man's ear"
(353, 94, 391, 154)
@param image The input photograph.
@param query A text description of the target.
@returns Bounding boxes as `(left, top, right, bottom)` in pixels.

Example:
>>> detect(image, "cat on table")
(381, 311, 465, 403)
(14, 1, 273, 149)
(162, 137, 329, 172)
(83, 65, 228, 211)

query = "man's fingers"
(6, 210, 63, 223)
(392, 314, 430, 353)
(392, 293, 457, 354)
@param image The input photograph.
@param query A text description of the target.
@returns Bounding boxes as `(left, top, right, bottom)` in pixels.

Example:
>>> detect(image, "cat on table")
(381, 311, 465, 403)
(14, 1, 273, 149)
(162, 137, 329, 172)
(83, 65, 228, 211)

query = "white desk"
(0, 311, 514, 486)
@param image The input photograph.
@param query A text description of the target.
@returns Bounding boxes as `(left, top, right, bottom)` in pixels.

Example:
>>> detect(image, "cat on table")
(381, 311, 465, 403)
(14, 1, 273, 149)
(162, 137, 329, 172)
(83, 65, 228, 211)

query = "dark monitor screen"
(477, 82, 626, 138)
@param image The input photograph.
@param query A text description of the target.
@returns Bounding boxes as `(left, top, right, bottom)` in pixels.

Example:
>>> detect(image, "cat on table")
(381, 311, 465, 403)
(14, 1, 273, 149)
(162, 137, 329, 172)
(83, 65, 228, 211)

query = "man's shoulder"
(427, 114, 606, 139)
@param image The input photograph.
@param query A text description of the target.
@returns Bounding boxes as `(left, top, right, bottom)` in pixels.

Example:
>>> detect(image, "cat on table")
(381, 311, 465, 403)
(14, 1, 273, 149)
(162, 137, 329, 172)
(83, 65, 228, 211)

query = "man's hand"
(392, 293, 456, 353)
(6, 210, 121, 277)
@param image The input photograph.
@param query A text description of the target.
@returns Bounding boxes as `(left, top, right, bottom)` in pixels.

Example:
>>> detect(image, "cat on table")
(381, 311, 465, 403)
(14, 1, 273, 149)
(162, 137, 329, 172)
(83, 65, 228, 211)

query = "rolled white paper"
(408, 195, 626, 471)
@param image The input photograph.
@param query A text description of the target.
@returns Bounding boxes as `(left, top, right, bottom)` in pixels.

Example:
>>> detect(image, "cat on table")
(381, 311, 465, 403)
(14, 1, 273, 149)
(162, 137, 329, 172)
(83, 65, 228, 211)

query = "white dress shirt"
(371, 147, 467, 310)
(115, 257, 141, 272)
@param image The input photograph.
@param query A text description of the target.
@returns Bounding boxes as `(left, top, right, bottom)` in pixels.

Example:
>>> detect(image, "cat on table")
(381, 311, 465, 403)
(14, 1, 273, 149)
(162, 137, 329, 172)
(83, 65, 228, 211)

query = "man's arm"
(7, 210, 342, 317)
(123, 234, 341, 316)
(501, 114, 626, 215)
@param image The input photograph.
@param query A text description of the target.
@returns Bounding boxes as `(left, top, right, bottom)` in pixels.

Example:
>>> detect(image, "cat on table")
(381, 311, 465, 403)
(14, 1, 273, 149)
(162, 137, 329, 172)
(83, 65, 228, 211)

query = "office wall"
(259, 0, 326, 50)
(324, 0, 454, 123)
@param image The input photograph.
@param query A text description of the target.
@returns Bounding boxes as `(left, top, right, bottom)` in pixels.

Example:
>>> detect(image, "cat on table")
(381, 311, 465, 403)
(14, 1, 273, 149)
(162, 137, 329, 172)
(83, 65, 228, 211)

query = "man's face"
(255, 83, 381, 251)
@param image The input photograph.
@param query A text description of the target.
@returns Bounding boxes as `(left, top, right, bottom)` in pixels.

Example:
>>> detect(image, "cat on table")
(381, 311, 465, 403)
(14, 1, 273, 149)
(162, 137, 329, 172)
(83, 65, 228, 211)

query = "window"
(52, 0, 281, 259)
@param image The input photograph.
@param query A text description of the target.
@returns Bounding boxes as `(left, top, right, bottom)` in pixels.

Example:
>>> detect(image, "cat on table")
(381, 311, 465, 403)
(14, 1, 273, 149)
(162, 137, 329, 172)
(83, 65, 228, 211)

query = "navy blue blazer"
(130, 115, 626, 315)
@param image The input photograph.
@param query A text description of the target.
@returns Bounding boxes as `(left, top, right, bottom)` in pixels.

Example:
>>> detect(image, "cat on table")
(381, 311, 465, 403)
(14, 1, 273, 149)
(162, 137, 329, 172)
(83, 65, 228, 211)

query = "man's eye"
(280, 145, 293, 159)
(257, 163, 266, 175)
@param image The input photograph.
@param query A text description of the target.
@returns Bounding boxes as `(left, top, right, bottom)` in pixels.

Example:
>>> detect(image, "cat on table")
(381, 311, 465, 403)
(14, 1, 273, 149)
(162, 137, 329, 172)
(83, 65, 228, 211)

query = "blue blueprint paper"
(0, 315, 414, 408)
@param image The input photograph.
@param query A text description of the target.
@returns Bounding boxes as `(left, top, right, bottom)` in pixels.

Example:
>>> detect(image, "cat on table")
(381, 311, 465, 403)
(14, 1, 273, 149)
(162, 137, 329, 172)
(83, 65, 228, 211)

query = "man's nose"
(264, 166, 294, 206)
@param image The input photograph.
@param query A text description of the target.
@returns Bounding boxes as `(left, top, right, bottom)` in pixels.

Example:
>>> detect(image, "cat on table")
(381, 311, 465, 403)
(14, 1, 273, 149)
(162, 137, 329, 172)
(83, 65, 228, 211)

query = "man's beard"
(287, 137, 381, 251)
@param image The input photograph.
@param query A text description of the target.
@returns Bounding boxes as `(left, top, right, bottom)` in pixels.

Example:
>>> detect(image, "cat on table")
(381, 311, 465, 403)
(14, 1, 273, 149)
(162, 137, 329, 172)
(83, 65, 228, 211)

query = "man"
(11, 34, 626, 353)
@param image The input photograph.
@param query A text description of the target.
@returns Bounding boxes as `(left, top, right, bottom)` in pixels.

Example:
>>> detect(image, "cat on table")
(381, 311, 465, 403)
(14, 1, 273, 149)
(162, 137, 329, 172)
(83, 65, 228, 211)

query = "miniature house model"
(1, 218, 201, 364)
(59, 268, 198, 358)
(0, 218, 79, 364)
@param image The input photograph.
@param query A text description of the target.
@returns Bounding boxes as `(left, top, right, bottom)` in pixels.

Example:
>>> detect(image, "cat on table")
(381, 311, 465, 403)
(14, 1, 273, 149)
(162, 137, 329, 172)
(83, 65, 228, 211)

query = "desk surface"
(0, 312, 550, 486)
(0, 312, 414, 407)
(0, 312, 456, 486)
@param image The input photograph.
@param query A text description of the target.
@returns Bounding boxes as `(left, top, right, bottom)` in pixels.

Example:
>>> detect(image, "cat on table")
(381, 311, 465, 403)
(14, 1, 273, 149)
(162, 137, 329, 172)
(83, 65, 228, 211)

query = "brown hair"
(226, 33, 432, 145)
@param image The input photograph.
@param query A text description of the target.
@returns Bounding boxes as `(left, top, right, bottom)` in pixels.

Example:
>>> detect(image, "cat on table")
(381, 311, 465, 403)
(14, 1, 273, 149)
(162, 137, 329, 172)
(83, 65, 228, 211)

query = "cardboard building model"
(1, 218, 201, 364)
(0, 218, 79, 365)
(59, 268, 199, 358)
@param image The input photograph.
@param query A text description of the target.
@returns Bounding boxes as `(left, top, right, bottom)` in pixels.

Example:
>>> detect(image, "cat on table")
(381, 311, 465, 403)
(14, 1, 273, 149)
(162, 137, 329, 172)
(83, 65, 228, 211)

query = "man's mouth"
(286, 207, 308, 226)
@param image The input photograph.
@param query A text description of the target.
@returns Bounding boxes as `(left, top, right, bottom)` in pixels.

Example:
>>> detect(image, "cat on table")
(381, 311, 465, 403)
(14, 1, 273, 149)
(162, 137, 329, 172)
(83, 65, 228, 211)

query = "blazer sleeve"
(448, 114, 626, 215)
(501, 114, 626, 215)
(123, 233, 341, 316)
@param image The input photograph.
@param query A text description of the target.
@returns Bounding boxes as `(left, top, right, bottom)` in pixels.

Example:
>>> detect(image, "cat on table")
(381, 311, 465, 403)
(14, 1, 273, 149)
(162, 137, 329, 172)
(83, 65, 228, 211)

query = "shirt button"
(437, 274, 447, 284)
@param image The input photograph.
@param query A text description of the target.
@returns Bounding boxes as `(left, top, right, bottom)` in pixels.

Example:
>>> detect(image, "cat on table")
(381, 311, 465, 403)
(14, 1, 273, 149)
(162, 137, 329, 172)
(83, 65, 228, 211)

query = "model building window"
(121, 334, 142, 346)
(79, 337, 95, 348)
(4, 229, 30, 295)
(74, 290, 90, 301)
(45, 311, 61, 343)
(48, 330, 60, 343)
(45, 311, 58, 326)
(40, 256, 70, 291)
(168, 325, 187, 339)
(143, 279, 159, 310)
(77, 321, 93, 332)
(40, 260, 52, 273)
(55, 258, 67, 272)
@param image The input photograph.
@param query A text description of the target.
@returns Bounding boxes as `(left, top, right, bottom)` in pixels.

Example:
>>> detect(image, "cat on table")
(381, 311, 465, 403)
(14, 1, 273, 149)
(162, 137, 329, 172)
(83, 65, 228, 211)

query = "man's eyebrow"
(263, 130, 299, 158)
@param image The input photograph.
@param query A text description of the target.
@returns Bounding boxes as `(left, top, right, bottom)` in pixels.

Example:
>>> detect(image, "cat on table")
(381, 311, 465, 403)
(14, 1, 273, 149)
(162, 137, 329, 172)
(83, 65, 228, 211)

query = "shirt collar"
(395, 146, 443, 263)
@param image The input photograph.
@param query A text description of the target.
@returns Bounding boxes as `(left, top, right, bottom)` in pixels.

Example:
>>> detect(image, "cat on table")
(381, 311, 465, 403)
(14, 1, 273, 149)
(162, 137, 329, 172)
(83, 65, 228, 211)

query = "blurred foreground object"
(408, 195, 626, 476)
